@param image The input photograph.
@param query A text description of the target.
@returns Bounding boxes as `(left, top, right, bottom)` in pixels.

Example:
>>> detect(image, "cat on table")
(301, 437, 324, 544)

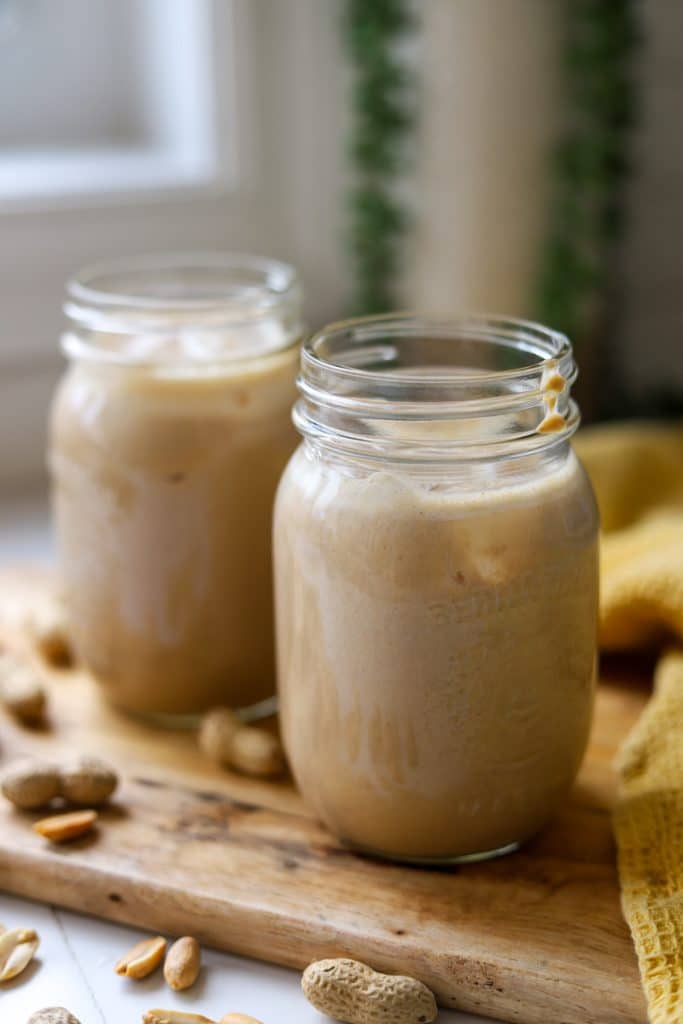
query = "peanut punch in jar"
(274, 315, 599, 863)
(50, 254, 302, 721)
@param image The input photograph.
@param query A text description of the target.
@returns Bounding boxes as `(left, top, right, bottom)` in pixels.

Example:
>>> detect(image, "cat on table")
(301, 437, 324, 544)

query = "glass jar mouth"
(303, 312, 572, 385)
(295, 313, 580, 463)
(62, 251, 303, 366)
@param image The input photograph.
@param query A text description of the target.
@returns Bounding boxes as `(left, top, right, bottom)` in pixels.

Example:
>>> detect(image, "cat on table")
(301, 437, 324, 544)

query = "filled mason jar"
(274, 314, 599, 863)
(50, 253, 302, 723)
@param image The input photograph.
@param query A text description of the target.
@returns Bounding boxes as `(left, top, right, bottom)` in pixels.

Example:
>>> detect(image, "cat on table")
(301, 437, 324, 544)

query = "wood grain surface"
(0, 569, 647, 1024)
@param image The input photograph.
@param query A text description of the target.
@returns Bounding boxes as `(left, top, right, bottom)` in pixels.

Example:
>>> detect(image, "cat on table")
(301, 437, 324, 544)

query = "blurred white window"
(0, 0, 346, 492)
(0, 0, 232, 204)
(0, 0, 242, 490)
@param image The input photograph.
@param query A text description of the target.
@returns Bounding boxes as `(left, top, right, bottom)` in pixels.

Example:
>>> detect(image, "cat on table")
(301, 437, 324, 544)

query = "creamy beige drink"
(274, 315, 599, 862)
(50, 255, 301, 719)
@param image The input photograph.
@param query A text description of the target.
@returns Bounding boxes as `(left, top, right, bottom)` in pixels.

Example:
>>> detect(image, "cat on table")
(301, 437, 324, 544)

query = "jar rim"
(295, 313, 580, 463)
(67, 251, 299, 314)
(62, 251, 303, 367)
(303, 312, 571, 386)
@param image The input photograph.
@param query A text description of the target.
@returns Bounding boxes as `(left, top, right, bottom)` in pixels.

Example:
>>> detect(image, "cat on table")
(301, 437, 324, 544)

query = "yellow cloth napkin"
(574, 422, 683, 1024)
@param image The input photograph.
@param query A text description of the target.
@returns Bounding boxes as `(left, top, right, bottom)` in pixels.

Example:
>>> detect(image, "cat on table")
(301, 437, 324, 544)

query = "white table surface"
(0, 496, 496, 1024)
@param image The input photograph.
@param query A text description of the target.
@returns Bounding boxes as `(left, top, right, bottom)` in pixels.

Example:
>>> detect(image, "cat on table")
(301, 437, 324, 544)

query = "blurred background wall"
(0, 0, 680, 497)
(411, 2, 563, 317)
(618, 1, 683, 406)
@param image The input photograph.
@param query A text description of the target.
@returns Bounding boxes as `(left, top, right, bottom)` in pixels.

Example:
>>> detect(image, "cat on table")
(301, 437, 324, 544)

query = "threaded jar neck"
(62, 252, 303, 368)
(294, 314, 579, 464)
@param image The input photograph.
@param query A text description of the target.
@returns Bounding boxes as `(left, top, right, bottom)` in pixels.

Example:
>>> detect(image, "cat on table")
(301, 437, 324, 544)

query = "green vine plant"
(343, 1, 639, 341)
(343, 0, 416, 315)
(535, 0, 640, 345)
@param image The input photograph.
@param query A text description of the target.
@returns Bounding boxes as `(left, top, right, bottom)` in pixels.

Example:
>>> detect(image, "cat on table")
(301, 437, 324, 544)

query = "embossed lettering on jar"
(274, 315, 599, 863)
(50, 254, 303, 721)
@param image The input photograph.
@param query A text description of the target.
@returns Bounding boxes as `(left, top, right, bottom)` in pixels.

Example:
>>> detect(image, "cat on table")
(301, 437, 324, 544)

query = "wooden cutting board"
(0, 568, 647, 1024)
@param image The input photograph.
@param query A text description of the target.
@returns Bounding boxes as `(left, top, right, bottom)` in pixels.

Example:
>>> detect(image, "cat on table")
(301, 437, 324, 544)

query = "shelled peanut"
(0, 925, 40, 983)
(116, 936, 167, 979)
(33, 809, 98, 844)
(116, 933, 202, 992)
(220, 1015, 265, 1024)
(164, 936, 201, 991)
(143, 1013, 215, 1024)
(142, 1014, 264, 1024)
(199, 708, 285, 778)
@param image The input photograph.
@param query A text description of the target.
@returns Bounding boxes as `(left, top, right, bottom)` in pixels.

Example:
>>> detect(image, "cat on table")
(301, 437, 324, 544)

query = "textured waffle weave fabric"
(574, 423, 683, 1024)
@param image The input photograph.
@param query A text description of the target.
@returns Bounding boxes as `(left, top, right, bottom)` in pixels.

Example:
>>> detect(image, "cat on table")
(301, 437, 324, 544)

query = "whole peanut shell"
(198, 708, 240, 763)
(26, 599, 73, 667)
(27, 1010, 81, 1024)
(60, 755, 118, 806)
(302, 957, 438, 1024)
(228, 726, 286, 778)
(1, 760, 61, 809)
(0, 653, 46, 724)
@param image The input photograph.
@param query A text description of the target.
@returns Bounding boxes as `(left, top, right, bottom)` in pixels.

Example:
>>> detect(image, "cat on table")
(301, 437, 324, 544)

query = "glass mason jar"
(50, 253, 303, 723)
(274, 314, 599, 863)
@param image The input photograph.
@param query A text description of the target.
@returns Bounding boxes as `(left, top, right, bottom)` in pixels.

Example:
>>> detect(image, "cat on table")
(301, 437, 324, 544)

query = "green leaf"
(343, 0, 414, 312)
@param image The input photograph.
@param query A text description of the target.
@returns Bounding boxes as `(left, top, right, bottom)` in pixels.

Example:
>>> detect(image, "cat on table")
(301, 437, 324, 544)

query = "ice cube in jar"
(50, 254, 303, 721)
